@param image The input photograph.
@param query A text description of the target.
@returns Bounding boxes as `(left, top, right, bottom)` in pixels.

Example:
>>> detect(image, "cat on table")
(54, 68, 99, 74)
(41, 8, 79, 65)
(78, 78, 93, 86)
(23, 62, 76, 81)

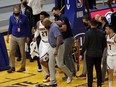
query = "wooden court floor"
(0, 36, 116, 87)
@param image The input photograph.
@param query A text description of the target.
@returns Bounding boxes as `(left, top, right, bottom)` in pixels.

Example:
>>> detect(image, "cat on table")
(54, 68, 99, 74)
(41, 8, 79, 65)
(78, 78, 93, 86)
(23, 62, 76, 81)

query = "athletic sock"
(109, 81, 112, 87)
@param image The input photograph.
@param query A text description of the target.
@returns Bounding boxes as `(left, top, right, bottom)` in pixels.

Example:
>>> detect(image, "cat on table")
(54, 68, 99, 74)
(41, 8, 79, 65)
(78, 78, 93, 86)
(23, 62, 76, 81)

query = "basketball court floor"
(0, 36, 116, 87)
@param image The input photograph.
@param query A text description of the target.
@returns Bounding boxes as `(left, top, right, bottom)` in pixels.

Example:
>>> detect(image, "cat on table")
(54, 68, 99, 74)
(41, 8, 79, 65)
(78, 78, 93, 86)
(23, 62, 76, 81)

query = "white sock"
(109, 81, 112, 87)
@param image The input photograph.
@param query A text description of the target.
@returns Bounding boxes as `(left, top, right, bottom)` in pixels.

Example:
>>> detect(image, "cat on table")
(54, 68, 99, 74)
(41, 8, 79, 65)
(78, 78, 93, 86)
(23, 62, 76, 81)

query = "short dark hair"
(52, 7, 60, 12)
(13, 5, 20, 11)
(106, 24, 115, 31)
(40, 11, 50, 17)
(90, 19, 98, 26)
(83, 15, 91, 21)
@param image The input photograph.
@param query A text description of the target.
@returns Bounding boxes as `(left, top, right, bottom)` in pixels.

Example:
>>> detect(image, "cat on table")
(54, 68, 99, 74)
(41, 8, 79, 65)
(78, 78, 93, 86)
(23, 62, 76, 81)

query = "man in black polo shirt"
(52, 7, 76, 78)
(80, 19, 106, 87)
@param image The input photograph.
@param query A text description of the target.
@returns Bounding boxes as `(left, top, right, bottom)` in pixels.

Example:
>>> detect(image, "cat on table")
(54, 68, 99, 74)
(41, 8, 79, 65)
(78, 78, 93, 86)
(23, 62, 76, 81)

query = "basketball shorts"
(39, 40, 50, 61)
(107, 55, 116, 70)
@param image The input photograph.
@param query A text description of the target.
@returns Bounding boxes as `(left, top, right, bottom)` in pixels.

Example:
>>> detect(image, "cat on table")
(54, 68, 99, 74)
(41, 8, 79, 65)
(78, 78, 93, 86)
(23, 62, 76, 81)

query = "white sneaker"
(66, 76, 73, 84)
(38, 69, 42, 72)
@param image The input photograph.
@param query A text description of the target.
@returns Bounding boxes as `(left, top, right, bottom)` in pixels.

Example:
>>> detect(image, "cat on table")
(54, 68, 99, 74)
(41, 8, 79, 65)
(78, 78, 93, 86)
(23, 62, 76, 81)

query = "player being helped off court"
(33, 11, 50, 82)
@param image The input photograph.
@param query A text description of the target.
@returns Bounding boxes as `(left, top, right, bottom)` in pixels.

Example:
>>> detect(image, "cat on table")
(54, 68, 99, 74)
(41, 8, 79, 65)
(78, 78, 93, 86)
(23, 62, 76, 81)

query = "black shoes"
(7, 67, 15, 73)
(7, 67, 26, 73)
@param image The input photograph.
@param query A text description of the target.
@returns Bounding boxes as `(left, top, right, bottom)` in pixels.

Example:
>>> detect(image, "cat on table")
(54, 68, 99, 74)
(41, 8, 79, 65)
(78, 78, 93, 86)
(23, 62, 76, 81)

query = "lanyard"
(14, 15, 21, 28)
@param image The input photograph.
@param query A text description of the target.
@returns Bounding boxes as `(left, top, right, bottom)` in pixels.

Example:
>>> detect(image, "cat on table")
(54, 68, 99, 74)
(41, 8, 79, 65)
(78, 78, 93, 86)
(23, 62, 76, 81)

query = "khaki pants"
(9, 35, 26, 68)
(48, 44, 72, 82)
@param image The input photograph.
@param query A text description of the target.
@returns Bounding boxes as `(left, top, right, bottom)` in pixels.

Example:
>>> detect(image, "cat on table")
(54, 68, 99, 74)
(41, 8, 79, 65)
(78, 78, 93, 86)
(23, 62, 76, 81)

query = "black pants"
(86, 55, 102, 87)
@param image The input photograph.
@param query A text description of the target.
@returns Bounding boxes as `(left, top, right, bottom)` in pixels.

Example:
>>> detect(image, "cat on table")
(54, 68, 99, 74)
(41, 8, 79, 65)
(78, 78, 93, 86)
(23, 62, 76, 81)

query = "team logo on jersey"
(76, 0, 83, 8)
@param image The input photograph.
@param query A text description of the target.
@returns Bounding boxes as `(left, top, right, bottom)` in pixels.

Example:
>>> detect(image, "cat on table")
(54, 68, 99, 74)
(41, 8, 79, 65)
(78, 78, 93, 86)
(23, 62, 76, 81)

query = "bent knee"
(40, 59, 45, 64)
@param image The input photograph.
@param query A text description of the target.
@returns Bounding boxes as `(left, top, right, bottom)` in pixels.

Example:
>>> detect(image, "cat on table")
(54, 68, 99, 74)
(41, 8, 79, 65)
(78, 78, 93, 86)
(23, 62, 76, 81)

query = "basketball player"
(33, 11, 50, 82)
(105, 24, 116, 87)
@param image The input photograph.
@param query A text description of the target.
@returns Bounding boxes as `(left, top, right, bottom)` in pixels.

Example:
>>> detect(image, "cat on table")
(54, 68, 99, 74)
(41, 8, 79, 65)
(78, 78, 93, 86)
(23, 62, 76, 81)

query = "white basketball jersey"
(36, 21, 48, 42)
(107, 34, 116, 55)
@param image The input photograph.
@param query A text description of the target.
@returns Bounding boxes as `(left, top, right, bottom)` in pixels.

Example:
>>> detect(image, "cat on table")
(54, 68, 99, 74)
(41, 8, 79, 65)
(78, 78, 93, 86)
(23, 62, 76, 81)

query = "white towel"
(30, 41, 39, 58)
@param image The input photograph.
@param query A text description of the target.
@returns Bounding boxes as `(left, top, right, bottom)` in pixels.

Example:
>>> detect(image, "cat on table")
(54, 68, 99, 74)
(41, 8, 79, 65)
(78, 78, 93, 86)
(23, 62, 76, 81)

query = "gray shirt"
(48, 23, 63, 47)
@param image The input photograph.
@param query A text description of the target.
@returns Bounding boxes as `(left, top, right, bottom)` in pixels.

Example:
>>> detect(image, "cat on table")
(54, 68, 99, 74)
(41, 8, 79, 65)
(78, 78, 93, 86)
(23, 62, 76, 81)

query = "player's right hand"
(6, 36, 9, 43)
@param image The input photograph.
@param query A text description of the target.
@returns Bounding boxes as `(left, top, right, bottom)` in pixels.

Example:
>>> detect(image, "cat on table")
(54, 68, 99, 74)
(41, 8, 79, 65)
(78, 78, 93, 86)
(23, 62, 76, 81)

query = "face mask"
(14, 13, 20, 16)
(84, 22, 88, 27)
(23, 2, 27, 6)
(54, 14, 59, 18)
(45, 26, 50, 29)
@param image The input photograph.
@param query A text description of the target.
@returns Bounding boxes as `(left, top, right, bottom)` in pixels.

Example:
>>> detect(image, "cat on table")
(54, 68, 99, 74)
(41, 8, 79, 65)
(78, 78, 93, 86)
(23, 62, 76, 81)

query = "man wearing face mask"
(82, 15, 91, 31)
(20, 0, 34, 35)
(52, 7, 76, 79)
(15, 0, 34, 62)
(6, 6, 30, 73)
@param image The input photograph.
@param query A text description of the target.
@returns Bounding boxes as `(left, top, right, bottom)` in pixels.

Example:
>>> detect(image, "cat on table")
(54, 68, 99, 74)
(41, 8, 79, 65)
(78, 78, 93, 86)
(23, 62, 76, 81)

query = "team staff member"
(43, 18, 72, 86)
(6, 6, 30, 73)
(80, 20, 106, 87)
(105, 24, 116, 87)
(20, 0, 34, 29)
(16, 0, 34, 62)
(52, 7, 76, 78)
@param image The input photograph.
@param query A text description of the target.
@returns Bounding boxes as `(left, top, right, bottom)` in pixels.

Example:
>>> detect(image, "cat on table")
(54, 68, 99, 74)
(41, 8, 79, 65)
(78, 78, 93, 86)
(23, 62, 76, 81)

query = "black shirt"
(55, 14, 73, 39)
(81, 28, 106, 57)
(19, 5, 34, 35)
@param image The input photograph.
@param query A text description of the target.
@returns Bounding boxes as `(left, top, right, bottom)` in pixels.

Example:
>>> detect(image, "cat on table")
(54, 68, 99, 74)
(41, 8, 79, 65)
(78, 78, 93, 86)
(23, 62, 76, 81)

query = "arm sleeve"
(34, 29, 40, 38)
(30, 7, 35, 28)
(8, 17, 13, 34)
(25, 16, 30, 37)
(61, 16, 68, 25)
(53, 26, 62, 38)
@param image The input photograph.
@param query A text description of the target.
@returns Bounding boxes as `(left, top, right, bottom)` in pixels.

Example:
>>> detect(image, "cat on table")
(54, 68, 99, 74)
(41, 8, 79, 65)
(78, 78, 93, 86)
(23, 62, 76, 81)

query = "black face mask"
(14, 13, 20, 16)
(45, 26, 50, 29)
(54, 14, 59, 18)
(83, 22, 88, 27)
(22, 2, 27, 6)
